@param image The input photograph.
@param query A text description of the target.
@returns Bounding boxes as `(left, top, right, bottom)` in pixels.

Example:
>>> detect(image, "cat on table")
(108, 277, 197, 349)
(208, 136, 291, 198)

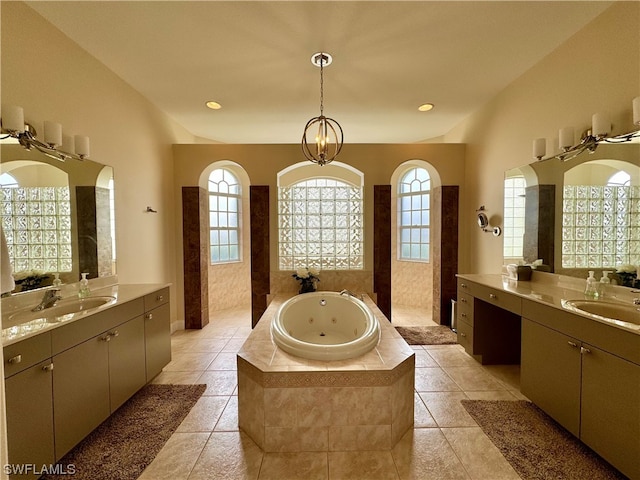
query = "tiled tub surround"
(237, 294, 415, 452)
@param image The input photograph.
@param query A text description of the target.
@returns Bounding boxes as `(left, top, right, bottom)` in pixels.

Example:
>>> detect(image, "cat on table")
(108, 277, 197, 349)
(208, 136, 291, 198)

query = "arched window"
(208, 168, 241, 263)
(398, 167, 430, 261)
(278, 164, 363, 270)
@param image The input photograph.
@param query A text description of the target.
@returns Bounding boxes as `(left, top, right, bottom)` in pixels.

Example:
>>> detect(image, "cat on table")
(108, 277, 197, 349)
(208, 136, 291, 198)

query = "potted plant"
(292, 267, 320, 294)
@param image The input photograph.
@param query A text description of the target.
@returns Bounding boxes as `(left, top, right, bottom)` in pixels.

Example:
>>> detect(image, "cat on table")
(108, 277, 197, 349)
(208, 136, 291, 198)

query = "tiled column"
(182, 186, 209, 329)
(374, 185, 391, 321)
(76, 186, 112, 278)
(432, 185, 459, 326)
(250, 186, 270, 328)
(524, 184, 555, 269)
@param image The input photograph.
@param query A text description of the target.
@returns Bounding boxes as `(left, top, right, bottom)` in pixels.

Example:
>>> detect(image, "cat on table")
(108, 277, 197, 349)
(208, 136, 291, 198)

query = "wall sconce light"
(0, 105, 90, 161)
(533, 96, 640, 162)
(476, 206, 502, 236)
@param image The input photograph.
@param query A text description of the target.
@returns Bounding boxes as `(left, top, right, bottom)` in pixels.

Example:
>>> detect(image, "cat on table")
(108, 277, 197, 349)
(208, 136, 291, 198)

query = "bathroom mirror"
(503, 140, 640, 282)
(0, 142, 116, 293)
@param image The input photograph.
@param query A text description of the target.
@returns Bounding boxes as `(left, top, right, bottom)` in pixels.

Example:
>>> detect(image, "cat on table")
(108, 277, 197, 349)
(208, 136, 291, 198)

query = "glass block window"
(278, 178, 363, 270)
(1, 186, 73, 273)
(561, 184, 640, 268)
(503, 176, 526, 259)
(208, 168, 241, 264)
(398, 167, 430, 261)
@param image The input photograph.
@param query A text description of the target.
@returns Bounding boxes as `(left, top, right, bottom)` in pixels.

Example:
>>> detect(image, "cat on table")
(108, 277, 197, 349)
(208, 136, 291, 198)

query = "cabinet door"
(144, 302, 171, 381)
(108, 315, 147, 412)
(581, 344, 640, 480)
(53, 335, 110, 460)
(5, 360, 55, 480)
(521, 318, 581, 436)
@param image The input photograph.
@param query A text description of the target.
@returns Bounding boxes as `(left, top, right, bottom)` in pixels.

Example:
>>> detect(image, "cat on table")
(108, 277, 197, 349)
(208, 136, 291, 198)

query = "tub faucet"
(633, 298, 640, 306)
(340, 289, 362, 300)
(32, 288, 62, 312)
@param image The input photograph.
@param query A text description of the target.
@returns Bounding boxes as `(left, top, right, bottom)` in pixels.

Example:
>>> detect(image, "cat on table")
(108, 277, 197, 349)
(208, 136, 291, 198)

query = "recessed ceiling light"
(418, 103, 434, 112)
(206, 101, 222, 110)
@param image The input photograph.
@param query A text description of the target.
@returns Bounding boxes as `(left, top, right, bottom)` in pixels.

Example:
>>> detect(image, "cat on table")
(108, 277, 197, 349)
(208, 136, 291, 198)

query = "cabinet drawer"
(457, 278, 475, 295)
(457, 318, 473, 354)
(51, 298, 144, 355)
(472, 283, 521, 314)
(457, 291, 474, 325)
(144, 287, 169, 311)
(3, 332, 52, 378)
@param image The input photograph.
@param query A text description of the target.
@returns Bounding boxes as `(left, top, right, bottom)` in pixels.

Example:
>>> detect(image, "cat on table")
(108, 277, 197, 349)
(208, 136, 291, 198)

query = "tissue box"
(507, 264, 532, 281)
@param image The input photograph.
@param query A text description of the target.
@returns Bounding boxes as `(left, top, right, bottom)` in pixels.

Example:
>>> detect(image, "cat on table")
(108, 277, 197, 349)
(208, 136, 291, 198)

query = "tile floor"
(141, 305, 527, 480)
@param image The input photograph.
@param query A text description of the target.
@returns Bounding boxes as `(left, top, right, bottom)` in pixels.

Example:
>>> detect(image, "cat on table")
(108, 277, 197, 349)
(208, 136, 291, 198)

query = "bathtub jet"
(271, 291, 381, 361)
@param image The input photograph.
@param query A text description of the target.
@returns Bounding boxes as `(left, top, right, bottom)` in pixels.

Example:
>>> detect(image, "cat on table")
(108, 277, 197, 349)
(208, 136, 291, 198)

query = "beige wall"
(173, 143, 465, 321)
(445, 2, 640, 275)
(1, 2, 196, 323)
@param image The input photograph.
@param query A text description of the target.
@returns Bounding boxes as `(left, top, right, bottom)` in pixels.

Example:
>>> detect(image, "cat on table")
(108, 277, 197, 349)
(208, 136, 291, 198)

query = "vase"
(299, 280, 316, 294)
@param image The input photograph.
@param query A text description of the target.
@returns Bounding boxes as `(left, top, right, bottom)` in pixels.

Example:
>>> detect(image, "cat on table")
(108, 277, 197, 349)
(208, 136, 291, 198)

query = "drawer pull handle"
(42, 363, 54, 372)
(489, 293, 497, 299)
(460, 332, 467, 337)
(110, 330, 119, 338)
(101, 334, 112, 342)
(146, 313, 153, 320)
(567, 341, 578, 348)
(157, 295, 164, 302)
(580, 347, 591, 355)
(7, 355, 22, 364)
(460, 298, 467, 303)
(460, 283, 467, 289)
(461, 313, 467, 318)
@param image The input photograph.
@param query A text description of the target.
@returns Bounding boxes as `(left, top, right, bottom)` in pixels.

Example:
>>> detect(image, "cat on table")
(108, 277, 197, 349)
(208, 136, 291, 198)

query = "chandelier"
(302, 52, 343, 166)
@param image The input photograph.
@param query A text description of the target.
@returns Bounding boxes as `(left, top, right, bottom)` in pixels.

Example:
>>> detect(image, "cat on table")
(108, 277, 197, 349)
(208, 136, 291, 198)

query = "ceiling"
(27, 1, 612, 144)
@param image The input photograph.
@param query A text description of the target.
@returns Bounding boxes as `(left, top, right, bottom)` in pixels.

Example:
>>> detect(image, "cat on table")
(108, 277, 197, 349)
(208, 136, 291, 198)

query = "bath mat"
(461, 400, 626, 480)
(41, 383, 206, 480)
(395, 325, 457, 345)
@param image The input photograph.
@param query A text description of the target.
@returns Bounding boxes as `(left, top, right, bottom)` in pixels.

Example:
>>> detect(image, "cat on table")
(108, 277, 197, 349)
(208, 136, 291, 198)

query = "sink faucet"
(32, 288, 62, 312)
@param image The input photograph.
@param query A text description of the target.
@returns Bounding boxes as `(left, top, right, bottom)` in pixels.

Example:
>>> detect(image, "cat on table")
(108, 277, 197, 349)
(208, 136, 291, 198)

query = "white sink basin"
(5, 296, 116, 327)
(563, 299, 640, 326)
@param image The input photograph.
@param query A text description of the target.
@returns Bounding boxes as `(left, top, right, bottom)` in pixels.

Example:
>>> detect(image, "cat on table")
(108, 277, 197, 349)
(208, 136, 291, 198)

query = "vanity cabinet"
(3, 285, 172, 478)
(521, 306, 640, 480)
(456, 279, 521, 364)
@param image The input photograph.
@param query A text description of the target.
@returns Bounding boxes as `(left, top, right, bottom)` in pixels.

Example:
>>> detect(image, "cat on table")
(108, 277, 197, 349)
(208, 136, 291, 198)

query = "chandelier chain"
(319, 55, 324, 116)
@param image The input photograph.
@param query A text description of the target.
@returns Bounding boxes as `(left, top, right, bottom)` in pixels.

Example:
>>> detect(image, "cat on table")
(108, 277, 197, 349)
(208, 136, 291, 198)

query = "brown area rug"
(395, 325, 457, 345)
(461, 400, 626, 480)
(42, 384, 206, 480)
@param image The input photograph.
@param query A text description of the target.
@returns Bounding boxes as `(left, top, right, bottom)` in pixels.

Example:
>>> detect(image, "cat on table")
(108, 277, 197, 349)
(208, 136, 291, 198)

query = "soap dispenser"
(52, 273, 62, 287)
(584, 271, 598, 298)
(599, 271, 612, 298)
(78, 273, 91, 298)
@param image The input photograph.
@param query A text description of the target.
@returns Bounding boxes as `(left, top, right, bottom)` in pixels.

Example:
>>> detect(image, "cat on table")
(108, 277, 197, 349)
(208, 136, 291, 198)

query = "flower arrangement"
(616, 264, 638, 288)
(292, 267, 320, 294)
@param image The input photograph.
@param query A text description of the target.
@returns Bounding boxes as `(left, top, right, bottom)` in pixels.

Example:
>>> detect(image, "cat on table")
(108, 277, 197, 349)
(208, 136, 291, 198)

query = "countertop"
(457, 272, 639, 335)
(1, 282, 170, 346)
